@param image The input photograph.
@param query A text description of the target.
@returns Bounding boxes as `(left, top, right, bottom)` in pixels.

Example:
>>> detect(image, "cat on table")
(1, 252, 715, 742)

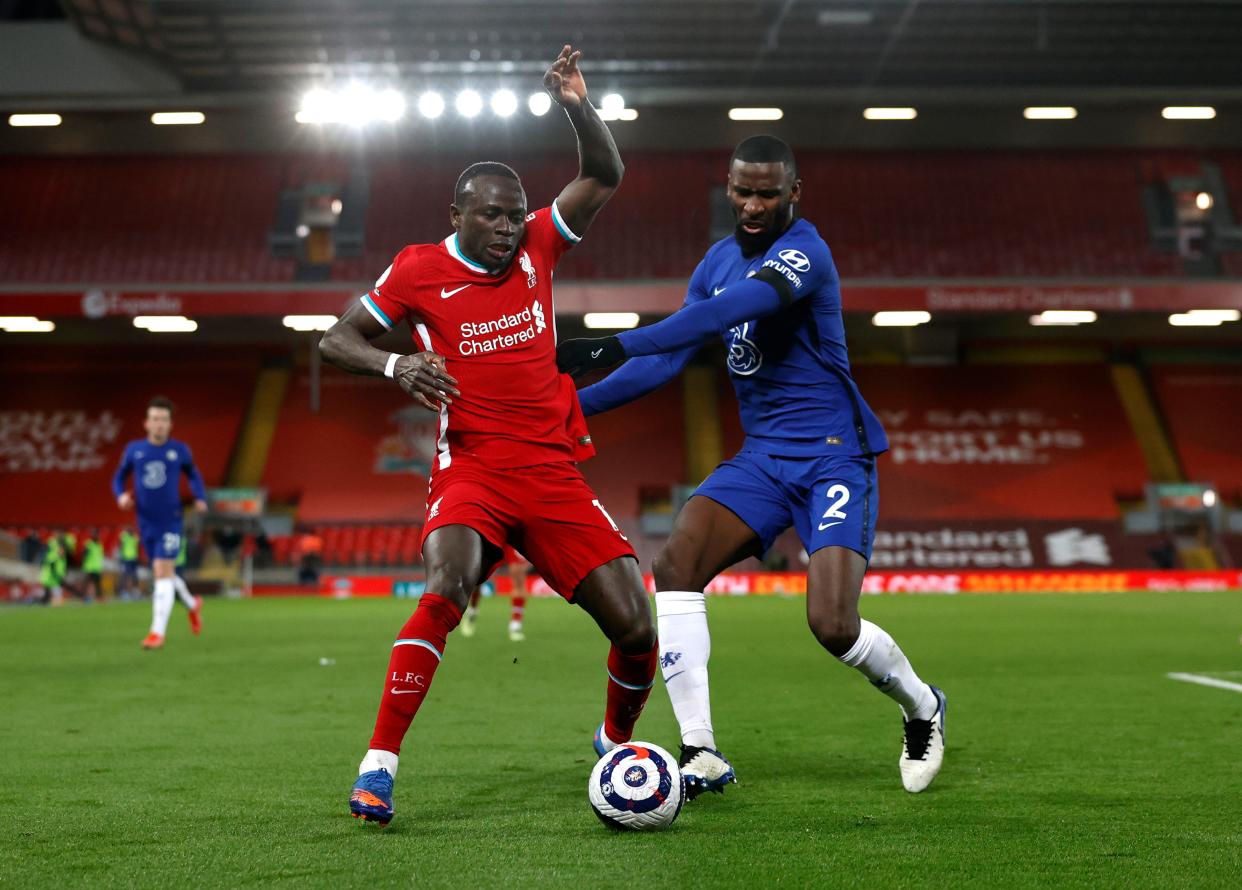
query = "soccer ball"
(588, 741, 684, 831)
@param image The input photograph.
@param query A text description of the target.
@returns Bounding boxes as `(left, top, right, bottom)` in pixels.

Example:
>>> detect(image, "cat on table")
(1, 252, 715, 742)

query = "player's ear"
(449, 203, 463, 231)
(789, 178, 803, 205)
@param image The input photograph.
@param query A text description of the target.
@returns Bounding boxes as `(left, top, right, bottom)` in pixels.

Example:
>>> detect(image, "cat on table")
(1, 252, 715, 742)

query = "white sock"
(173, 576, 196, 609)
(838, 619, 936, 720)
(596, 724, 618, 753)
(656, 590, 716, 749)
(150, 578, 175, 636)
(359, 748, 399, 778)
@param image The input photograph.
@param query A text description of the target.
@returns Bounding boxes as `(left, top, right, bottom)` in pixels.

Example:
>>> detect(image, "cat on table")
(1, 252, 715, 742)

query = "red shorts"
(421, 460, 635, 600)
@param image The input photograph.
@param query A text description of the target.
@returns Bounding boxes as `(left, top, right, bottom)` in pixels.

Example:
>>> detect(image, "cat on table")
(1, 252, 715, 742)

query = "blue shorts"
(140, 525, 183, 562)
(693, 450, 879, 560)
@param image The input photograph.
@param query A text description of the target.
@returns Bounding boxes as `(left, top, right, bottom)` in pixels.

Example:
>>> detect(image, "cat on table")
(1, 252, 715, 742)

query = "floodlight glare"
(528, 92, 552, 116)
(490, 89, 518, 117)
(418, 92, 445, 119)
(600, 93, 626, 115)
(456, 90, 483, 118)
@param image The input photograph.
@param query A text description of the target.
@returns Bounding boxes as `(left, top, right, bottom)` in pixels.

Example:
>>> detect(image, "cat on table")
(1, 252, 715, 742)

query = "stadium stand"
(5, 149, 1239, 283)
(260, 362, 684, 525)
(1149, 365, 1242, 502)
(0, 346, 257, 525)
(721, 363, 1150, 520)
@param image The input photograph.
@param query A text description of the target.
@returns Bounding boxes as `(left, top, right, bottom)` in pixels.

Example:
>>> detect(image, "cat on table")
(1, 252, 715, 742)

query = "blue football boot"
(349, 768, 394, 825)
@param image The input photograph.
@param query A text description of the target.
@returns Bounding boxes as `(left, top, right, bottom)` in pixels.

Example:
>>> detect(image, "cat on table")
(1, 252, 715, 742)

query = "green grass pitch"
(3, 591, 1241, 888)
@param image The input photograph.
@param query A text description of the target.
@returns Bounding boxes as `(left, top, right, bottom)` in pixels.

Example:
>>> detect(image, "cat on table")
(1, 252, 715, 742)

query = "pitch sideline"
(1166, 672, 1242, 694)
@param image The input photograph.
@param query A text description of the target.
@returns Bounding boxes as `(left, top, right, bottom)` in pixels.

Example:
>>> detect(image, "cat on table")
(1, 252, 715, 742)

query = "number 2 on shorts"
(818, 484, 850, 530)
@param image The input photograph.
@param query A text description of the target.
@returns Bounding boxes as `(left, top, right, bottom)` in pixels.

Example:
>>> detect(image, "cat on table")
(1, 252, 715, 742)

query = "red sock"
(604, 642, 658, 743)
(368, 593, 462, 754)
(510, 595, 526, 625)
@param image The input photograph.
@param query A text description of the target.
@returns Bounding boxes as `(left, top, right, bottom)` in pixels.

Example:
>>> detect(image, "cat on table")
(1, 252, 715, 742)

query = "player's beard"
(733, 204, 793, 256)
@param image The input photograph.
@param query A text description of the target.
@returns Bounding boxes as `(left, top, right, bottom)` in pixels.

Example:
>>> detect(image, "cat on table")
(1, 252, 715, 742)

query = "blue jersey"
(694, 220, 886, 456)
(584, 219, 887, 458)
(111, 438, 206, 530)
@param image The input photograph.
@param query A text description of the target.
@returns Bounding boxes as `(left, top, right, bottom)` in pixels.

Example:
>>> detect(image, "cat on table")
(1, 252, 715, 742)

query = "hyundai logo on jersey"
(778, 248, 811, 271)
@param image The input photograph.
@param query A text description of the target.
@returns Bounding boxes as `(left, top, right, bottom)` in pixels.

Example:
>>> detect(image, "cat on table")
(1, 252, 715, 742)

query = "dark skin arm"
(318, 302, 460, 412)
(544, 44, 624, 238)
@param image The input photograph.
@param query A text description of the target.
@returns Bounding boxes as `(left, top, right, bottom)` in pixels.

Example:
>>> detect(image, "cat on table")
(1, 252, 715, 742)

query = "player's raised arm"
(319, 302, 460, 413)
(544, 45, 624, 238)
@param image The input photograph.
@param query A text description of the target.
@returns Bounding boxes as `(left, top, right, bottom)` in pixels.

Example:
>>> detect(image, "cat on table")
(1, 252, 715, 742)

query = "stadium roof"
(50, 0, 1242, 102)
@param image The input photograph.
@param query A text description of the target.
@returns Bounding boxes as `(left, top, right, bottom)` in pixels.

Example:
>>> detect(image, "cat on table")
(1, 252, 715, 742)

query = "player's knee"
(651, 545, 697, 592)
(423, 568, 474, 611)
(613, 596, 657, 653)
(614, 617, 657, 654)
(807, 612, 860, 657)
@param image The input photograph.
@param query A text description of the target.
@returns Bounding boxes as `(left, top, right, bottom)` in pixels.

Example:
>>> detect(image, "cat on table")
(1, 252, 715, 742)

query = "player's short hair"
(147, 396, 175, 417)
(454, 161, 521, 206)
(730, 135, 798, 179)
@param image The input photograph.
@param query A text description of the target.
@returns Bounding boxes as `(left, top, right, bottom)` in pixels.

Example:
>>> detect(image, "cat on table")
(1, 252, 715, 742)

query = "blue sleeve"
(578, 259, 712, 415)
(111, 445, 132, 497)
(616, 232, 834, 358)
(181, 445, 207, 501)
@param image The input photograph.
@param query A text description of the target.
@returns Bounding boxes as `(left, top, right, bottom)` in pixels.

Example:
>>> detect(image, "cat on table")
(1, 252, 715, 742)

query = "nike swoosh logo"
(440, 284, 470, 299)
(714, 287, 726, 296)
(664, 671, 685, 682)
(389, 687, 422, 695)
(818, 521, 844, 531)
(590, 348, 604, 359)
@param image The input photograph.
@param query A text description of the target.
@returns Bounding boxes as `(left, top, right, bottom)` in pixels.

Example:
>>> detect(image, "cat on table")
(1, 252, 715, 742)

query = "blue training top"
(111, 438, 206, 528)
(579, 219, 888, 457)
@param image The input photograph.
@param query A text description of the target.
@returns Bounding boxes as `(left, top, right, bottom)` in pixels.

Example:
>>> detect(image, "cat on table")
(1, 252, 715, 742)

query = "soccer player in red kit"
(319, 46, 657, 826)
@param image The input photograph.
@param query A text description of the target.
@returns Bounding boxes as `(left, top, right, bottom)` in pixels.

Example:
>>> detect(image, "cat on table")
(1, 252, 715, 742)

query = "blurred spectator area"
(5, 150, 1242, 283)
(1149, 365, 1242, 503)
(0, 346, 257, 525)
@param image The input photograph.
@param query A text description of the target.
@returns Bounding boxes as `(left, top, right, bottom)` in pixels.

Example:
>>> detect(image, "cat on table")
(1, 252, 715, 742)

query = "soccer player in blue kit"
(557, 136, 946, 796)
(112, 397, 208, 649)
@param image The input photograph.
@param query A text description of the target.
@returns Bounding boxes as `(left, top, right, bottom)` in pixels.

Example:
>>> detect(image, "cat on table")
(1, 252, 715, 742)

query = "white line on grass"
(1167, 672, 1242, 694)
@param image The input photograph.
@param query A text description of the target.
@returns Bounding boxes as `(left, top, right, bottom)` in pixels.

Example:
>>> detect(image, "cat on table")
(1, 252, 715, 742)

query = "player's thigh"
(422, 466, 518, 589)
(151, 558, 176, 579)
(516, 465, 635, 602)
(656, 453, 785, 590)
(422, 524, 493, 610)
(806, 545, 867, 628)
(574, 555, 654, 652)
(654, 495, 764, 591)
(797, 455, 878, 635)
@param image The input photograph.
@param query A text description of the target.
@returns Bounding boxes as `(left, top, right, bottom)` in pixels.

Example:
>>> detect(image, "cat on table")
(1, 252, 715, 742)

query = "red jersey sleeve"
(522, 201, 581, 269)
(359, 245, 420, 331)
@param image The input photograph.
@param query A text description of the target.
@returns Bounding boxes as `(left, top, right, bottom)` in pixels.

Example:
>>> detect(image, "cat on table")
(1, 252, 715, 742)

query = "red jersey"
(361, 203, 593, 471)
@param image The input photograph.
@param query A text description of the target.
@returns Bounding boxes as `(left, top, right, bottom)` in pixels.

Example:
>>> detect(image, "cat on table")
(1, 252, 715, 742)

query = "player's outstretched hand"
(556, 336, 624, 378)
(117, 492, 134, 511)
(395, 352, 460, 412)
(544, 44, 586, 107)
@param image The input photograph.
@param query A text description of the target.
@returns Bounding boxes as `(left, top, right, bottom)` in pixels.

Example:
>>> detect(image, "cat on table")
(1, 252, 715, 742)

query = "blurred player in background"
(111, 397, 207, 649)
(460, 546, 531, 641)
(82, 532, 105, 602)
(39, 535, 66, 606)
(117, 526, 140, 600)
(321, 46, 657, 827)
(560, 135, 946, 796)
